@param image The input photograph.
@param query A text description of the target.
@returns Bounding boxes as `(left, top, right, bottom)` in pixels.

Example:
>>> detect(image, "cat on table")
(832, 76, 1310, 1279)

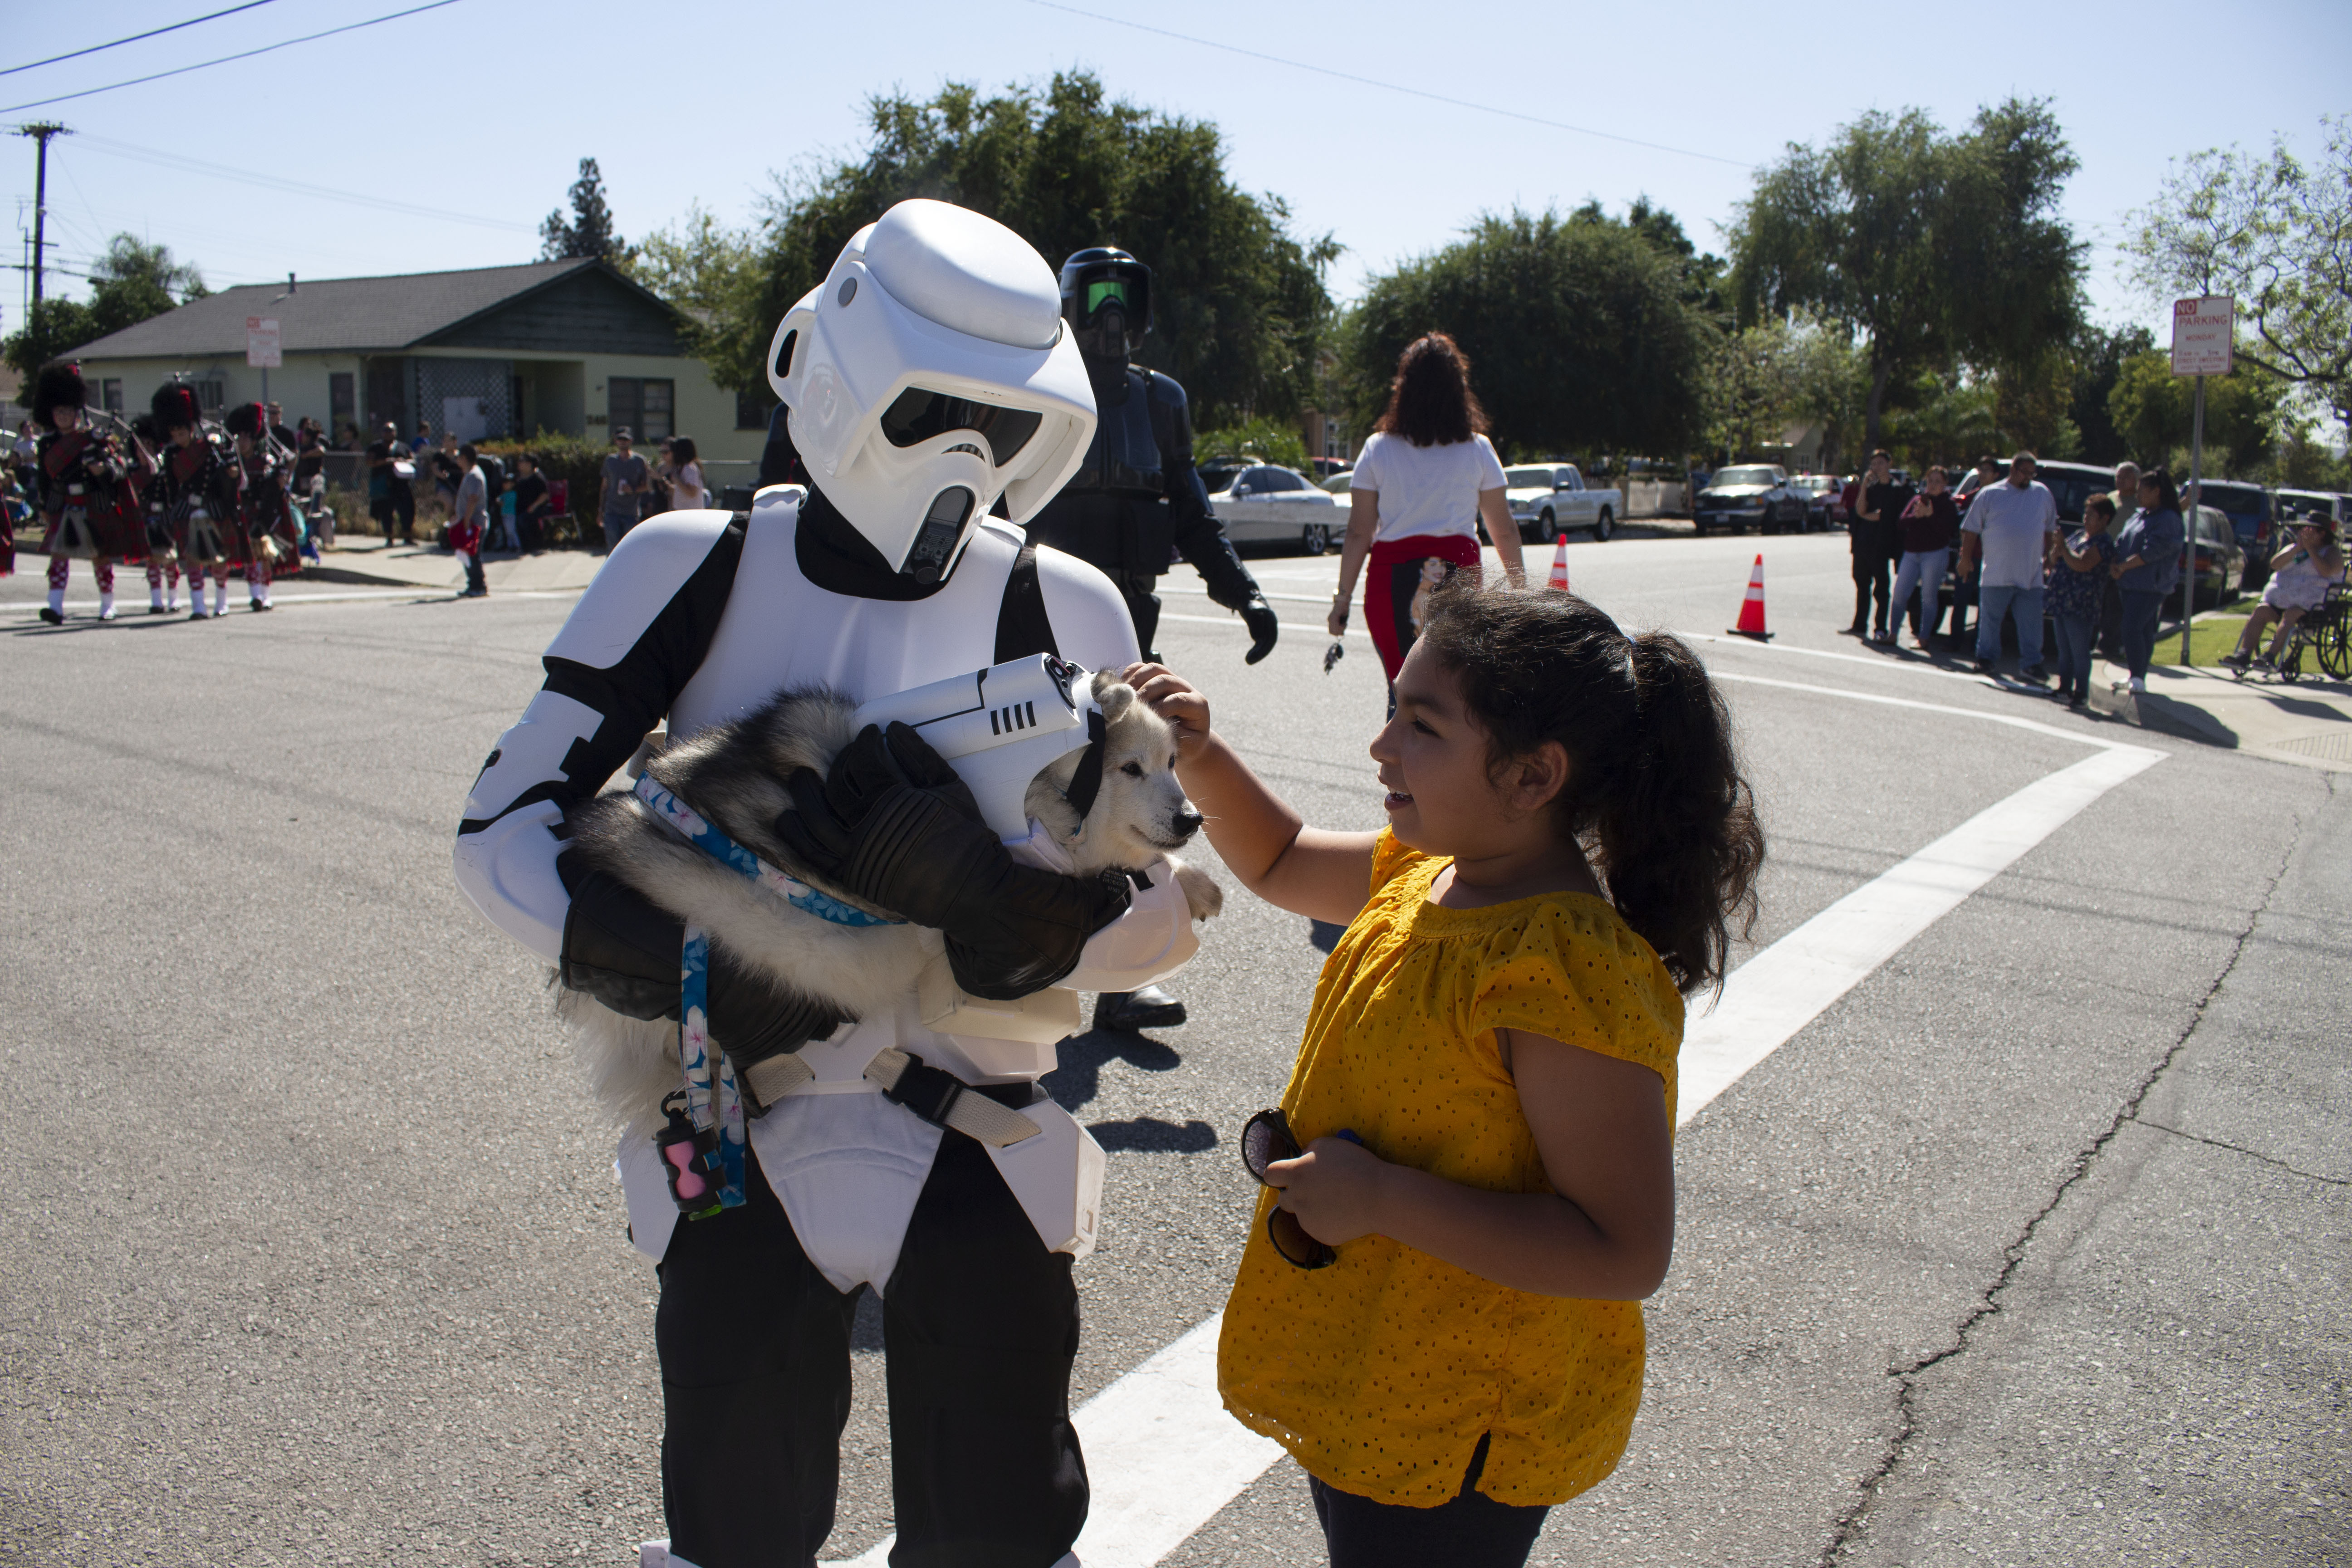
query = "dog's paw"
(1174, 860, 1223, 921)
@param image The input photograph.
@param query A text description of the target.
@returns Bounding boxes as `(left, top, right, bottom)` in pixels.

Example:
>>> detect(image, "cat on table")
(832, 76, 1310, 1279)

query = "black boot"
(1093, 985, 1186, 1032)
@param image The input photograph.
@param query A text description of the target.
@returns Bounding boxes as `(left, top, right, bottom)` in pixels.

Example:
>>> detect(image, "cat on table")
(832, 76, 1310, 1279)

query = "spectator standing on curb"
(449, 444, 489, 598)
(1958, 451, 2058, 682)
(430, 432, 464, 519)
(1890, 465, 1959, 648)
(2219, 514, 2345, 673)
(667, 436, 707, 510)
(2108, 470, 2185, 696)
(411, 420, 433, 455)
(366, 421, 416, 545)
(2046, 494, 2119, 708)
(1844, 450, 1907, 639)
(598, 427, 649, 553)
(513, 453, 551, 553)
(2097, 461, 2142, 660)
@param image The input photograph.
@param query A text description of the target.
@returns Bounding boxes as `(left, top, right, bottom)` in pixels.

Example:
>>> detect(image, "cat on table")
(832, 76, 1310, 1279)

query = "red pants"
(1363, 533, 1482, 680)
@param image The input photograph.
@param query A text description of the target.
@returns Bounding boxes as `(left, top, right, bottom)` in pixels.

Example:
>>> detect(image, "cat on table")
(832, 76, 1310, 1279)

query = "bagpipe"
(40, 408, 153, 563)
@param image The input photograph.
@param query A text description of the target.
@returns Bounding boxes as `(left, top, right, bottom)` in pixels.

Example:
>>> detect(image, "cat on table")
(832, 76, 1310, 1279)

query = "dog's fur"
(563, 671, 1219, 1130)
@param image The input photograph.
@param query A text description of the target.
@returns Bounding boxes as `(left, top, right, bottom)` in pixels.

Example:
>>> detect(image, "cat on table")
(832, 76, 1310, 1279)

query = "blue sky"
(7, 0, 2347, 345)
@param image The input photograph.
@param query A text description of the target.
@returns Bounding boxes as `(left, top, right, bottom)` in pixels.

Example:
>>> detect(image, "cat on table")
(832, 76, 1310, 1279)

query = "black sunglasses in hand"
(1240, 1109, 1363, 1269)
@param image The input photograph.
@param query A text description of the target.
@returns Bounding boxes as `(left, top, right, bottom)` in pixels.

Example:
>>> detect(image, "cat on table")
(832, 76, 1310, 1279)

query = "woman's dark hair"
(2085, 494, 2116, 522)
(1416, 583, 1764, 994)
(2140, 469, 2180, 511)
(1373, 333, 1488, 448)
(671, 436, 698, 468)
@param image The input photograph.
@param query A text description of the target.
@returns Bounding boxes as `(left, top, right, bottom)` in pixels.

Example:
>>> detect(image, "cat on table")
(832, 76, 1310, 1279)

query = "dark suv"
(2190, 480, 2275, 590)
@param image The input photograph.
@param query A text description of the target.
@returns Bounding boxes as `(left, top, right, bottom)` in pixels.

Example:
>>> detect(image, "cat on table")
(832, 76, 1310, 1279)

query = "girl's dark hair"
(1374, 333, 1488, 448)
(1416, 583, 1765, 994)
(671, 436, 698, 468)
(2141, 469, 2180, 511)
(2085, 494, 2116, 521)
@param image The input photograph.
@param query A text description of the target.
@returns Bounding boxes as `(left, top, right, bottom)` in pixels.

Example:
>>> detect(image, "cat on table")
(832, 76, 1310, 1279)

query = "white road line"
(13, 586, 588, 616)
(724, 671, 2170, 1568)
(1677, 740, 2163, 1119)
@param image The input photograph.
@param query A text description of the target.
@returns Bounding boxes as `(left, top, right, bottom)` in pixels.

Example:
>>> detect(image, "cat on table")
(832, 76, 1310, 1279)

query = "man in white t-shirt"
(1959, 451, 2060, 682)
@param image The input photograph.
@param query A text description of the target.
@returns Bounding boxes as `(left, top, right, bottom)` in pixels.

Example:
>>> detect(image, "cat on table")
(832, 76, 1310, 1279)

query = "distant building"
(63, 259, 771, 467)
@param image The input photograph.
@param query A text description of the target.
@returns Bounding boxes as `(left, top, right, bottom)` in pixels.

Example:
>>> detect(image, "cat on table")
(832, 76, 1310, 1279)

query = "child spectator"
(1131, 582, 1764, 1568)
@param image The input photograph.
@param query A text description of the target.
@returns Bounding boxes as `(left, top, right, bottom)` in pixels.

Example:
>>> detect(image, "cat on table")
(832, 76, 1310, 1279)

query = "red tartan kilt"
(44, 487, 149, 561)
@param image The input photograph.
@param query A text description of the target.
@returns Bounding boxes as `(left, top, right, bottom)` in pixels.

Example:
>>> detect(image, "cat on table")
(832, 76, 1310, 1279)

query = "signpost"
(246, 315, 282, 406)
(2169, 296, 2232, 670)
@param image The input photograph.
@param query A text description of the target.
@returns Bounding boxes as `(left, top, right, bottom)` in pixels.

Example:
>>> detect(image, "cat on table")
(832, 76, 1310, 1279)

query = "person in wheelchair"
(2219, 513, 2345, 674)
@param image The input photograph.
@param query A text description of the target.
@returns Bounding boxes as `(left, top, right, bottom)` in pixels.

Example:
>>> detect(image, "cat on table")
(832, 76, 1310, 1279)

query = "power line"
(69, 132, 534, 233)
(1, 0, 465, 115)
(1019, 0, 1754, 171)
(2, 0, 284, 80)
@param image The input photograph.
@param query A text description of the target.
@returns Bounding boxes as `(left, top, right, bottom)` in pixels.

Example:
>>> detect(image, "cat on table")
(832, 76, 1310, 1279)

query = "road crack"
(2132, 1120, 2347, 1186)
(1815, 814, 2303, 1567)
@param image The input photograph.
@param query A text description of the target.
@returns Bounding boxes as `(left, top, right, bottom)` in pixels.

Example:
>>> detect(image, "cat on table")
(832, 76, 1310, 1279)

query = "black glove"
(775, 722, 1133, 999)
(558, 856, 846, 1069)
(1241, 596, 1279, 665)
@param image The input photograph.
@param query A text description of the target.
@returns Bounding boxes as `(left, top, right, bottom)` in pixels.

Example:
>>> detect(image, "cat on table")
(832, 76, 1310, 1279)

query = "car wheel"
(1302, 522, 1330, 556)
(1539, 507, 1556, 542)
(1591, 507, 1614, 542)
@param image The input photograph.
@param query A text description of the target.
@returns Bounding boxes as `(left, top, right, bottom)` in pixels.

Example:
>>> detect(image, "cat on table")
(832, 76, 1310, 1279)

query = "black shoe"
(1093, 985, 1187, 1032)
(38, 607, 64, 625)
(1840, 622, 1867, 637)
(147, 604, 170, 616)
(188, 608, 209, 621)
(1975, 661, 1996, 677)
(250, 599, 271, 612)
(2018, 664, 2048, 685)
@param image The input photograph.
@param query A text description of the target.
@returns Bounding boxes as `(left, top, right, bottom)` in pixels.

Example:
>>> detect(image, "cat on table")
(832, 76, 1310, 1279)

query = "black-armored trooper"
(1025, 247, 1277, 1034)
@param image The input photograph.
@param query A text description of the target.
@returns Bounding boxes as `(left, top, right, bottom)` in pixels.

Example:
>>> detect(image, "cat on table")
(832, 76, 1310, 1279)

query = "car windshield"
(2196, 482, 2267, 515)
(1714, 467, 1777, 487)
(1504, 468, 1553, 488)
(2034, 473, 2107, 523)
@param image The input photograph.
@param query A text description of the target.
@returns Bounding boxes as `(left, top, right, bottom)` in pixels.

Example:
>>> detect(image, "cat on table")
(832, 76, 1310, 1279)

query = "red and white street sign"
(245, 316, 282, 368)
(2170, 296, 2233, 377)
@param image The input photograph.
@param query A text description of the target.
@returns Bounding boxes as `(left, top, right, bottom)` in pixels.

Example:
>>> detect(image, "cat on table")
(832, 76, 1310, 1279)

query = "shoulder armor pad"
(544, 510, 733, 670)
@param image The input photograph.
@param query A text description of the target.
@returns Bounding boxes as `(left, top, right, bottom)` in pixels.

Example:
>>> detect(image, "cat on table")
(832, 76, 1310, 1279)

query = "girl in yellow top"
(1125, 582, 1764, 1568)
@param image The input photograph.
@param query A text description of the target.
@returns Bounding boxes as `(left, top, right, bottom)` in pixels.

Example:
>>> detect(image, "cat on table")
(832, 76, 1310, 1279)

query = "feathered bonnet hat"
(224, 402, 268, 438)
(32, 364, 85, 430)
(151, 382, 205, 432)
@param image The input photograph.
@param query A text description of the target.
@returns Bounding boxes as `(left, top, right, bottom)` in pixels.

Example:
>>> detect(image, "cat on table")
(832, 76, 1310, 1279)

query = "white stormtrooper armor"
(454, 200, 1190, 1568)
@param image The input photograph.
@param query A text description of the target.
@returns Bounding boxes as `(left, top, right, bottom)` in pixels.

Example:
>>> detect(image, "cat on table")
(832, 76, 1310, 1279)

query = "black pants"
(1116, 576, 1162, 663)
(372, 483, 415, 543)
(1851, 547, 1892, 632)
(657, 1135, 1086, 1568)
(1308, 1434, 1548, 1568)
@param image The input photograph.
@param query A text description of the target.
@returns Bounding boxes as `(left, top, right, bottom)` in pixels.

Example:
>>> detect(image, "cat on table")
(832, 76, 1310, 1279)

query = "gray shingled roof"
(69, 258, 602, 358)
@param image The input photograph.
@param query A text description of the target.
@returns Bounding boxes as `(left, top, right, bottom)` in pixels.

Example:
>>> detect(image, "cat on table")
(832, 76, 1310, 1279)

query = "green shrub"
(480, 430, 613, 548)
(1194, 416, 1311, 474)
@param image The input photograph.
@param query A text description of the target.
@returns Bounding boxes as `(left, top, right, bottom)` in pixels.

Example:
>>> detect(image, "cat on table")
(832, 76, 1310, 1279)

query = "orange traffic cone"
(1727, 553, 1773, 640)
(1546, 533, 1571, 592)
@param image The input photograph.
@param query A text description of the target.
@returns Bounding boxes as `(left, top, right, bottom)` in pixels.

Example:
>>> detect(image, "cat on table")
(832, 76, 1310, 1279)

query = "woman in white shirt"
(667, 436, 708, 511)
(1327, 333, 1525, 687)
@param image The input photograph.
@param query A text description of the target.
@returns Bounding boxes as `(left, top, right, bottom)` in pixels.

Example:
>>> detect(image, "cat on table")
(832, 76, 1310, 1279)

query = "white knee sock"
(47, 588, 64, 614)
(99, 590, 114, 618)
(212, 581, 230, 616)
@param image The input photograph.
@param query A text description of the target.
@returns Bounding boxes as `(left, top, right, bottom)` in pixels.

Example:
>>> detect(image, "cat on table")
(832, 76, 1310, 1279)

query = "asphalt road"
(2, 528, 2343, 1567)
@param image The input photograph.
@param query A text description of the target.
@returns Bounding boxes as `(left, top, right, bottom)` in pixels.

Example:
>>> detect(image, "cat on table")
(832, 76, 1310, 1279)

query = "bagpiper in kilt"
(152, 383, 246, 621)
(33, 365, 148, 625)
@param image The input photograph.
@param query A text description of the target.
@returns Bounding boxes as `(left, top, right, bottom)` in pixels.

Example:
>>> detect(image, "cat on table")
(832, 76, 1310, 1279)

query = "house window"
(101, 379, 124, 414)
(736, 388, 775, 431)
(195, 379, 225, 411)
(330, 372, 355, 430)
(608, 377, 675, 442)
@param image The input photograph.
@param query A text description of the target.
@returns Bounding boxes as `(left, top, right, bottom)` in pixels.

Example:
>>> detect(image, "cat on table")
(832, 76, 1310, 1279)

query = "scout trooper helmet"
(766, 199, 1097, 583)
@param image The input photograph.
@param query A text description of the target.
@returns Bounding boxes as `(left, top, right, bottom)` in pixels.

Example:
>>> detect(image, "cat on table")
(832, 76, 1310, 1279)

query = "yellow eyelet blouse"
(1217, 829, 1683, 1508)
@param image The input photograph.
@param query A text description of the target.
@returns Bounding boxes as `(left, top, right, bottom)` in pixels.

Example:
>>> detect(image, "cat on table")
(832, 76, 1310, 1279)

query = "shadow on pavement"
(1043, 1027, 1182, 1111)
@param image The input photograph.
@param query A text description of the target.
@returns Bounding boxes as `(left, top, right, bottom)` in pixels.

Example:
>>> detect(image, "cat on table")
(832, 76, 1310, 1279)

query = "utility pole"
(15, 122, 70, 309)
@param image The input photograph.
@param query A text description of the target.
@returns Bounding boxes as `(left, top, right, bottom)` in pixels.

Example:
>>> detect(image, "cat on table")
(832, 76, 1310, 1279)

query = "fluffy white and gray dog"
(561, 670, 1221, 1129)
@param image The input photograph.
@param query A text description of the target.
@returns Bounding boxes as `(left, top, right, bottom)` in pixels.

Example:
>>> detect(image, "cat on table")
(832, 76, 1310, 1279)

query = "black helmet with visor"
(1058, 247, 1152, 362)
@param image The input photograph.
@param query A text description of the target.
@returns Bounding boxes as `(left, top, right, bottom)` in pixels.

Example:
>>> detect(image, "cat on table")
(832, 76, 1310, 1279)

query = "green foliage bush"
(1194, 417, 1310, 473)
(480, 430, 612, 547)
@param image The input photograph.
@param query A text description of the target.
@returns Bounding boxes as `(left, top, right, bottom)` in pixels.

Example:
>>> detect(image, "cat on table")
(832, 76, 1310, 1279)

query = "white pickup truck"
(1502, 463, 1624, 544)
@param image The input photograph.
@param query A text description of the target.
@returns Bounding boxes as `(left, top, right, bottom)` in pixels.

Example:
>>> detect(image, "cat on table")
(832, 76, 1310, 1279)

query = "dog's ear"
(1098, 681, 1135, 724)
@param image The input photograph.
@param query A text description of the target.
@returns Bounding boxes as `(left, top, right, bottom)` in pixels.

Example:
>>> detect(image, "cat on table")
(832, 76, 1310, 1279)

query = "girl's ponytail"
(1417, 584, 1764, 994)
(1594, 633, 1764, 993)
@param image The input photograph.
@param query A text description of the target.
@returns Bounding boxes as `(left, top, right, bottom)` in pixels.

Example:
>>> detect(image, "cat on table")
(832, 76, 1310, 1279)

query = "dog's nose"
(1171, 807, 1203, 840)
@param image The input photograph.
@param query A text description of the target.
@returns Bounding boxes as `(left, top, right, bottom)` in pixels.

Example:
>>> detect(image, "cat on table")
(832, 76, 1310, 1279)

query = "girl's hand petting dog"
(1120, 662, 1210, 758)
(1264, 1135, 1390, 1246)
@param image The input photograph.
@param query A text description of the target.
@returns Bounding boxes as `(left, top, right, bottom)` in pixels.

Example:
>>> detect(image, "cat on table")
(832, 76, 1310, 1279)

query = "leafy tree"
(1344, 205, 1710, 459)
(2273, 420, 2349, 489)
(2063, 323, 2155, 466)
(1730, 98, 2084, 447)
(2, 232, 207, 381)
(1193, 415, 1310, 473)
(672, 73, 1335, 429)
(2106, 349, 2282, 475)
(541, 158, 629, 264)
(1701, 317, 1866, 468)
(2125, 116, 2351, 433)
